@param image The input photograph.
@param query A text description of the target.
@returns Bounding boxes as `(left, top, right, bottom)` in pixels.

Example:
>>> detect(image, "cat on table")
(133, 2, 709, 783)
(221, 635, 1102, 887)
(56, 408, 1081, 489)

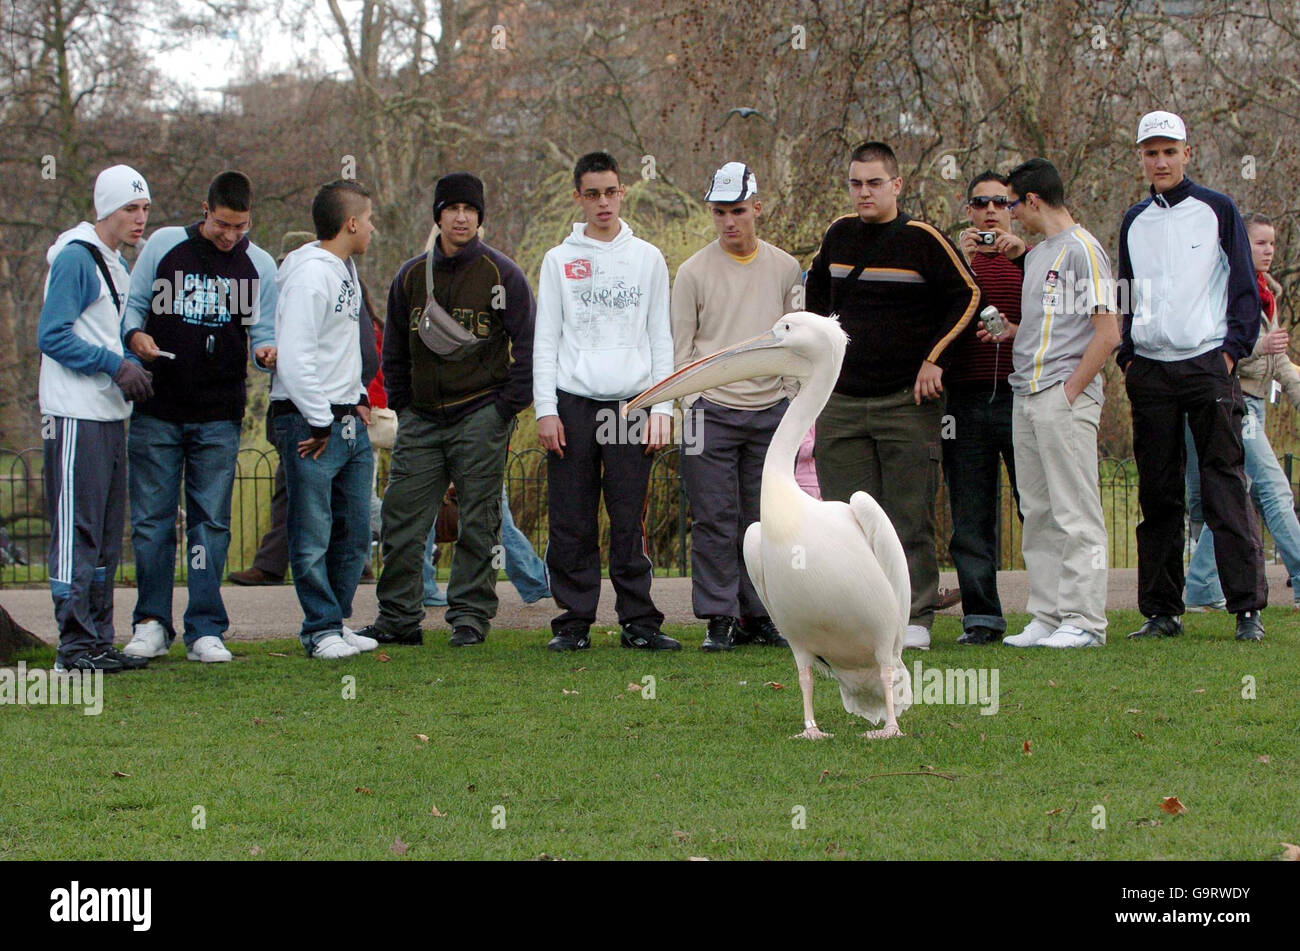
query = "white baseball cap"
(704, 162, 758, 203)
(1136, 111, 1187, 144)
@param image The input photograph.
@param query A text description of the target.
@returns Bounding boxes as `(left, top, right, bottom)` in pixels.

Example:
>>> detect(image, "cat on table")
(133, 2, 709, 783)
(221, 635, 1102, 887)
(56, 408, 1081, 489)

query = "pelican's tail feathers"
(831, 661, 913, 726)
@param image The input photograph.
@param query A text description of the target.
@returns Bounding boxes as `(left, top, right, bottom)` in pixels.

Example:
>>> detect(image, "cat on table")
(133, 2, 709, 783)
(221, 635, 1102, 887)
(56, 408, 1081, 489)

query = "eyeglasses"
(968, 196, 1010, 208)
(1005, 199, 1022, 209)
(580, 187, 623, 201)
(848, 178, 897, 191)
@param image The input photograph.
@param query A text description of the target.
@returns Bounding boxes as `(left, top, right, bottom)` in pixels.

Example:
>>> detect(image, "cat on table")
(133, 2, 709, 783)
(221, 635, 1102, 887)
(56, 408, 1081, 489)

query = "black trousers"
(1126, 351, 1266, 615)
(545, 390, 662, 633)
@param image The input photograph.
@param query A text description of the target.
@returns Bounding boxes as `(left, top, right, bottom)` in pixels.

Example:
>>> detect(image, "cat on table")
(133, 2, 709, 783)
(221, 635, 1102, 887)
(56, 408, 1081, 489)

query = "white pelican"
(627, 312, 912, 739)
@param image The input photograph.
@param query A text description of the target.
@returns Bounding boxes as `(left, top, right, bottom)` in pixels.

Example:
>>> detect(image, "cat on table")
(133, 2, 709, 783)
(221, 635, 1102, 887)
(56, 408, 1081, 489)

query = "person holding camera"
(980, 158, 1118, 648)
(944, 171, 1026, 645)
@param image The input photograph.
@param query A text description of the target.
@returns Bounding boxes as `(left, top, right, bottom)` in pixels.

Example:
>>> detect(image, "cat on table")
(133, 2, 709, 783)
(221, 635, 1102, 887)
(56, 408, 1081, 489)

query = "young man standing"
(534, 151, 679, 652)
(671, 161, 802, 651)
(38, 165, 154, 673)
(1117, 111, 1267, 643)
(119, 171, 278, 663)
(271, 180, 380, 659)
(983, 158, 1119, 648)
(806, 141, 981, 651)
(356, 172, 535, 648)
(946, 171, 1026, 645)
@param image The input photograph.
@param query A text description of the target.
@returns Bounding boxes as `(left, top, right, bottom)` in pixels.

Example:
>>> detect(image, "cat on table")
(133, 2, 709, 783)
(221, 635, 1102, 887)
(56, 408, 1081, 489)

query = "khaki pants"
(815, 388, 942, 628)
(1012, 383, 1108, 639)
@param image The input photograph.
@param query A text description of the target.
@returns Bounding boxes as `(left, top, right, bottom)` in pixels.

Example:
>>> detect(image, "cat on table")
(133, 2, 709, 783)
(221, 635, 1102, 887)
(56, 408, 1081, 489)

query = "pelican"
(627, 312, 912, 740)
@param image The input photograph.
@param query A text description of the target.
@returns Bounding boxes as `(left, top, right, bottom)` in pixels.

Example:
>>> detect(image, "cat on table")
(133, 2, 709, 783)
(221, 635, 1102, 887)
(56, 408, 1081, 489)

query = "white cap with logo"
(704, 162, 758, 203)
(93, 164, 151, 220)
(1136, 111, 1187, 144)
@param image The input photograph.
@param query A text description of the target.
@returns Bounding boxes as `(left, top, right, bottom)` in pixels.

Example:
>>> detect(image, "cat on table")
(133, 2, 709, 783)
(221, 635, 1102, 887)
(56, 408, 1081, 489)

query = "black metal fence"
(0, 446, 1293, 586)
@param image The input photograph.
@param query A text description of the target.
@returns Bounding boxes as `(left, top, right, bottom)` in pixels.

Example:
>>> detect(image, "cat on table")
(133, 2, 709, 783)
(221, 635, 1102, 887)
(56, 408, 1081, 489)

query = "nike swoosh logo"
(1191, 243, 1202, 248)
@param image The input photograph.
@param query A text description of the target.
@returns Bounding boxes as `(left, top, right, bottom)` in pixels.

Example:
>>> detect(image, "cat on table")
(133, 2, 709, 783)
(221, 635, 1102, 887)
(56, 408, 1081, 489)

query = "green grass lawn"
(1, 610, 1295, 861)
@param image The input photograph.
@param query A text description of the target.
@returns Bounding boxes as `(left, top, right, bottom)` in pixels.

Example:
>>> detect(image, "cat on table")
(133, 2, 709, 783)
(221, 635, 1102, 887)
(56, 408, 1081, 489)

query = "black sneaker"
(448, 625, 486, 647)
(53, 651, 125, 674)
(547, 627, 591, 652)
(1234, 610, 1264, 642)
(956, 625, 1001, 645)
(104, 646, 150, 670)
(620, 623, 681, 651)
(1126, 615, 1183, 639)
(700, 616, 738, 652)
(353, 623, 423, 646)
(737, 616, 788, 647)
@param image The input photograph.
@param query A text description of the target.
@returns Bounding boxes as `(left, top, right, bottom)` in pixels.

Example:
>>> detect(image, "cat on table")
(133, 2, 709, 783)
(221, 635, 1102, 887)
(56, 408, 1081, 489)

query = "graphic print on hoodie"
(122, 223, 276, 422)
(533, 221, 674, 418)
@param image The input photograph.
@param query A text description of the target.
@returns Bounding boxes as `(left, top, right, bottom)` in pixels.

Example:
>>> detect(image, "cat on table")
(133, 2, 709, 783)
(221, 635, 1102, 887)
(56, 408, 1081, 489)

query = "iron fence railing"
(1, 447, 1295, 586)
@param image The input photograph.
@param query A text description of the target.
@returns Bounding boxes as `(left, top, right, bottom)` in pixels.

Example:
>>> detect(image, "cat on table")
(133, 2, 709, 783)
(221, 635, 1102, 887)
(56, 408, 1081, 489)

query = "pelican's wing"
(848, 492, 910, 629)
(741, 520, 771, 615)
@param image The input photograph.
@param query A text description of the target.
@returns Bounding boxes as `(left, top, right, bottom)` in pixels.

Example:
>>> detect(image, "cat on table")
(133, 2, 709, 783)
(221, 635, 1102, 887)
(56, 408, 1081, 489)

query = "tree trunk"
(0, 603, 44, 663)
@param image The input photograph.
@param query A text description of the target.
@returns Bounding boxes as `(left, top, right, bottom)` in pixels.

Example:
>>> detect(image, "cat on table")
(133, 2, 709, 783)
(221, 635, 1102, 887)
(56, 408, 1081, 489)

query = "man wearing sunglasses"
(806, 140, 981, 652)
(943, 172, 1027, 645)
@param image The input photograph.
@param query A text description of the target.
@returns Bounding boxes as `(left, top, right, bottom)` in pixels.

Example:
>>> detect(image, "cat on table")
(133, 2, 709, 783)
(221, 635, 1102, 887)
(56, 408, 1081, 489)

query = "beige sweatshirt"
(670, 239, 803, 409)
(1238, 311, 1300, 408)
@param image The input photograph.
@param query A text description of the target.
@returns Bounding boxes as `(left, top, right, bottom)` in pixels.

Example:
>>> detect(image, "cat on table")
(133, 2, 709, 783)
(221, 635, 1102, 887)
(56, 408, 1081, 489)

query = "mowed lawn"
(1, 610, 1294, 861)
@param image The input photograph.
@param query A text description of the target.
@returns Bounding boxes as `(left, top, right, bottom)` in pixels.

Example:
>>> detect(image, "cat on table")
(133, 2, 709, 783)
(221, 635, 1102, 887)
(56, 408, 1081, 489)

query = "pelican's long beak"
(625, 329, 811, 413)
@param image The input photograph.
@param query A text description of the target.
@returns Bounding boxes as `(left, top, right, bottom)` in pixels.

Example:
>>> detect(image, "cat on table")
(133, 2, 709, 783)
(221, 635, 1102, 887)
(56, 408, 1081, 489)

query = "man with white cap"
(671, 162, 803, 651)
(38, 164, 154, 673)
(1117, 110, 1268, 642)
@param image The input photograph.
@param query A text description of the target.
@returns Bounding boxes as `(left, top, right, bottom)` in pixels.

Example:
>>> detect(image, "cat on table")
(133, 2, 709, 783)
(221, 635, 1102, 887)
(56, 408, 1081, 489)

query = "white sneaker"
(341, 625, 378, 652)
(186, 635, 233, 663)
(1186, 599, 1226, 613)
(1003, 618, 1056, 647)
(903, 625, 931, 650)
(1040, 624, 1102, 648)
(124, 619, 170, 658)
(310, 633, 360, 660)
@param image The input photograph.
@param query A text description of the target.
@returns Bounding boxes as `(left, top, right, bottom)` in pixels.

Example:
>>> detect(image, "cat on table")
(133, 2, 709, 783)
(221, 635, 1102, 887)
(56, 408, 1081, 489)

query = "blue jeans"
(423, 485, 550, 603)
(128, 414, 241, 646)
(275, 412, 374, 647)
(1185, 396, 1300, 604)
(941, 388, 1019, 633)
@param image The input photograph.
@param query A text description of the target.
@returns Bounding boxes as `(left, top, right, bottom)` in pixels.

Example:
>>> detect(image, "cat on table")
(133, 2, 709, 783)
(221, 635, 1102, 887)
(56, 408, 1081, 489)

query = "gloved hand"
(113, 360, 154, 402)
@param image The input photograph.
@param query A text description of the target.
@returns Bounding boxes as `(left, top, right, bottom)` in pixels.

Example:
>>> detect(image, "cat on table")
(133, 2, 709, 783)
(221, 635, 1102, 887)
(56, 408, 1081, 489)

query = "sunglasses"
(968, 196, 1011, 208)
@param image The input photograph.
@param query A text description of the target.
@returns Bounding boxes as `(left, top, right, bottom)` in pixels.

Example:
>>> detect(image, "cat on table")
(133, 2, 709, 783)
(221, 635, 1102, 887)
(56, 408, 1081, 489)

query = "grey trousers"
(43, 416, 126, 660)
(814, 388, 943, 628)
(680, 397, 787, 619)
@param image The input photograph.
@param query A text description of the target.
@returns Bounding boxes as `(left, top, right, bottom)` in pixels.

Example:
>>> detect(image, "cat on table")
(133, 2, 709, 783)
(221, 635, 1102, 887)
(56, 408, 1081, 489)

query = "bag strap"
(70, 240, 122, 315)
(832, 215, 909, 312)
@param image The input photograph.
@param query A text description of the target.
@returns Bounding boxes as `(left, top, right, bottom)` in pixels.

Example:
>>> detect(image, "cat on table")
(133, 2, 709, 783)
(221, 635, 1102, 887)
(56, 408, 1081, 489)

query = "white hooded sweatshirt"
(270, 242, 364, 430)
(37, 222, 132, 421)
(533, 221, 674, 417)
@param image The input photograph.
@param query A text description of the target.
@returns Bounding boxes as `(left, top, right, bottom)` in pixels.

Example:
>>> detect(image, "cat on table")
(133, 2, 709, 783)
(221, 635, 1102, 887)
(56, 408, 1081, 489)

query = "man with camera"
(980, 158, 1119, 648)
(944, 172, 1026, 645)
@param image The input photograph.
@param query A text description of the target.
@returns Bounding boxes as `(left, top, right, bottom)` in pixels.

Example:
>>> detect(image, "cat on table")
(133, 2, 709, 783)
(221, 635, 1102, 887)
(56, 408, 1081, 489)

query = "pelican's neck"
(762, 365, 835, 510)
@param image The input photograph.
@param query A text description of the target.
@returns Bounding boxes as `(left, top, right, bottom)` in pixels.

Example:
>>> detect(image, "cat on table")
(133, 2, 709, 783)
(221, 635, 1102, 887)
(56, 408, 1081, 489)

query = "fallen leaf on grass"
(1160, 796, 1187, 815)
(267, 652, 288, 658)
(571, 666, 587, 672)
(1048, 680, 1058, 688)
(818, 769, 830, 784)
(390, 836, 409, 855)
(355, 786, 373, 795)
(947, 721, 962, 729)
(1022, 741, 1032, 755)
(1193, 688, 1205, 694)
(111, 770, 130, 778)
(430, 805, 446, 818)
(825, 842, 845, 855)
(375, 651, 392, 663)
(763, 681, 785, 690)
(249, 845, 263, 856)
(1045, 807, 1064, 815)
(672, 830, 688, 841)
(251, 717, 263, 726)
(1134, 817, 1162, 827)
(1257, 755, 1271, 764)
(562, 688, 578, 695)
(688, 856, 709, 861)
(1132, 731, 1145, 740)
(979, 732, 985, 743)
(414, 733, 429, 743)
(1282, 843, 1300, 861)
(626, 683, 642, 692)
(1125, 708, 1141, 715)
